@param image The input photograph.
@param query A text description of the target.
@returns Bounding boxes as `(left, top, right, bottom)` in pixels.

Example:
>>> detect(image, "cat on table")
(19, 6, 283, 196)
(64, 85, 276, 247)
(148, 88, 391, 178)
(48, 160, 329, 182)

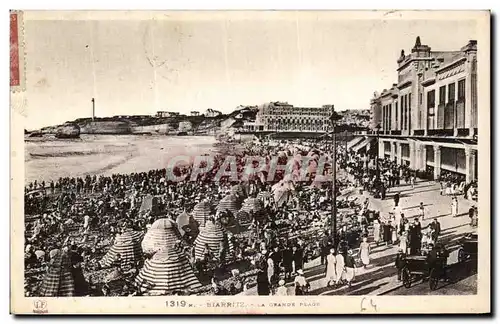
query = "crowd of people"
(24, 135, 478, 297)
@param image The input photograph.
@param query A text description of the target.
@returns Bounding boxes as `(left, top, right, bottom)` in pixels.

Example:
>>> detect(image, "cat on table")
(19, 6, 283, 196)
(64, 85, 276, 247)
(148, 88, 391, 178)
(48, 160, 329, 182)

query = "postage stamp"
(10, 10, 25, 93)
(10, 10, 490, 315)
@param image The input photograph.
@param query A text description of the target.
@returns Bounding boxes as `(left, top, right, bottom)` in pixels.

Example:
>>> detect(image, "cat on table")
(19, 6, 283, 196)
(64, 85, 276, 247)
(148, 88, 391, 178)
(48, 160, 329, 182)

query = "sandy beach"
(24, 135, 217, 184)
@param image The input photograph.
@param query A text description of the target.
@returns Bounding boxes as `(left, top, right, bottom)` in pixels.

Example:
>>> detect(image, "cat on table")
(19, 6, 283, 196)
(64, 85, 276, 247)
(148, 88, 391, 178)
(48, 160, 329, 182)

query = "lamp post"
(375, 124, 381, 184)
(329, 108, 341, 247)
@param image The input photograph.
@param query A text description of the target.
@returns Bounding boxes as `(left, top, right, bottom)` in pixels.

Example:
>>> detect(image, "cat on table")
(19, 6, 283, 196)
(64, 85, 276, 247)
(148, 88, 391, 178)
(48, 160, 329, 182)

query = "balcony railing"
(427, 129, 454, 137)
(413, 130, 425, 136)
(390, 130, 402, 135)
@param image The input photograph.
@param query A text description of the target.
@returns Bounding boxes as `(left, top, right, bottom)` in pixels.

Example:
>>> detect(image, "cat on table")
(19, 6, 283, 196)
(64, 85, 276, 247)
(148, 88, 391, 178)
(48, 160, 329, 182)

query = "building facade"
(369, 37, 478, 182)
(255, 102, 332, 132)
(205, 108, 222, 117)
(156, 111, 180, 118)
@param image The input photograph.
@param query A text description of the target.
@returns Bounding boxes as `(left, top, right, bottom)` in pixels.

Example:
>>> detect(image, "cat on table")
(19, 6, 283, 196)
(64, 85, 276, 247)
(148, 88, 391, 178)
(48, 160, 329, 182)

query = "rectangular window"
(408, 93, 412, 131)
(448, 82, 455, 102)
(395, 102, 398, 129)
(419, 93, 422, 105)
(458, 79, 466, 99)
(439, 86, 446, 105)
(427, 90, 436, 115)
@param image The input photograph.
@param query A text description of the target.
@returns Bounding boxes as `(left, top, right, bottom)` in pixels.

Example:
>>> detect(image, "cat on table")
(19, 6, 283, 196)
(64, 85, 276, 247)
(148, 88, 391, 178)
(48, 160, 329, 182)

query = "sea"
(24, 135, 217, 184)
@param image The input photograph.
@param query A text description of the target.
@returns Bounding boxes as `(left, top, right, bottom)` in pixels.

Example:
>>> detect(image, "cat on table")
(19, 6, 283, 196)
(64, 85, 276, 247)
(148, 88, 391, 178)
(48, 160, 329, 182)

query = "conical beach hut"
(38, 251, 75, 297)
(216, 194, 240, 216)
(135, 248, 202, 295)
(240, 197, 264, 215)
(100, 230, 143, 270)
(191, 201, 212, 227)
(142, 218, 182, 255)
(194, 220, 234, 261)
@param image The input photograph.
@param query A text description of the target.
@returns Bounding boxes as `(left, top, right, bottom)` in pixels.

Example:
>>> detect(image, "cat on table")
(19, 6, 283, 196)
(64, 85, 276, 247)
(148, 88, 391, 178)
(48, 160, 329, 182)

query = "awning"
(352, 137, 375, 153)
(347, 137, 364, 150)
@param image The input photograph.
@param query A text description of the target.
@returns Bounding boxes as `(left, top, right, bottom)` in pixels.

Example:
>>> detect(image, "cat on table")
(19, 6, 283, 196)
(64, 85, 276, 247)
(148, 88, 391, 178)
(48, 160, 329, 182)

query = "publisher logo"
(33, 300, 48, 314)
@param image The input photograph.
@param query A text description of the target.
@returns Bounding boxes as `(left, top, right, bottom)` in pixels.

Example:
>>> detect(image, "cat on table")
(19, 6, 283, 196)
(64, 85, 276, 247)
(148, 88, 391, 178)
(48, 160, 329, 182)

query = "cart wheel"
(402, 268, 411, 288)
(458, 249, 466, 263)
(429, 269, 439, 291)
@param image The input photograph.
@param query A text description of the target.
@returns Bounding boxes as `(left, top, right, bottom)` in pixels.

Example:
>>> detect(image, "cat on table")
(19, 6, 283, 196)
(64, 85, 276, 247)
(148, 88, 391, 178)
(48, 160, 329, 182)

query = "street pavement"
(240, 178, 478, 296)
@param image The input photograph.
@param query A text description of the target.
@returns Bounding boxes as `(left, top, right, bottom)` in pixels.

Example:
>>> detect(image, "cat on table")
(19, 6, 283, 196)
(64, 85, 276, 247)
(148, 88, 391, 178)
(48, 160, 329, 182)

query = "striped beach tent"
(216, 194, 241, 216)
(240, 197, 264, 215)
(100, 230, 143, 269)
(135, 248, 202, 295)
(191, 201, 212, 227)
(194, 220, 234, 261)
(38, 251, 75, 297)
(142, 218, 182, 255)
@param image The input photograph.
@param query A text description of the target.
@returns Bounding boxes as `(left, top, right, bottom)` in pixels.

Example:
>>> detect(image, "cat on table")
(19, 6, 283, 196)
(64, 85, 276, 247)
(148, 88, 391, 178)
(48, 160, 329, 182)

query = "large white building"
(255, 102, 332, 132)
(367, 37, 478, 182)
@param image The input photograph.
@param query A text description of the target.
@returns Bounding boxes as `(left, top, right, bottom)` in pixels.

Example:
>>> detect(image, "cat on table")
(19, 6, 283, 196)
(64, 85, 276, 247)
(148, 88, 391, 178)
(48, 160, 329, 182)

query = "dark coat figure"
(393, 193, 400, 207)
(429, 220, 441, 242)
(380, 185, 386, 200)
(69, 248, 88, 296)
(383, 223, 392, 243)
(292, 247, 304, 272)
(408, 224, 422, 255)
(282, 247, 294, 278)
(256, 270, 270, 296)
(395, 252, 406, 280)
(269, 248, 282, 278)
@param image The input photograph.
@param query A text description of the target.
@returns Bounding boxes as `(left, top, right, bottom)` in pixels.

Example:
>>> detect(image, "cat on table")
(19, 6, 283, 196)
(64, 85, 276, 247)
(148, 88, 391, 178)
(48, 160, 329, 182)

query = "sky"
(21, 11, 478, 129)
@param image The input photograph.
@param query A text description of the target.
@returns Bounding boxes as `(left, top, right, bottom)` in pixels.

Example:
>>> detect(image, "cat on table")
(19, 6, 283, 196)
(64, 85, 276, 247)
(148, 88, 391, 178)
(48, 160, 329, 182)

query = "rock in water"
(55, 123, 80, 138)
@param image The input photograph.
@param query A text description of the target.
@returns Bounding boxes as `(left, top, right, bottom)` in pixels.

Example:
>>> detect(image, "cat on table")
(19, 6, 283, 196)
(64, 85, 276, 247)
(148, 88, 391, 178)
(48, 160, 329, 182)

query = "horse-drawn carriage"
(401, 251, 449, 291)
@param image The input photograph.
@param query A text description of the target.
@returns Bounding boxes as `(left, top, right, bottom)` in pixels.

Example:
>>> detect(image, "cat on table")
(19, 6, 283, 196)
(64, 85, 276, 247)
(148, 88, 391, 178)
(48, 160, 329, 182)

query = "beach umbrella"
(101, 230, 143, 269)
(38, 251, 75, 297)
(241, 197, 264, 215)
(192, 201, 212, 227)
(135, 248, 202, 295)
(230, 184, 247, 199)
(194, 220, 234, 261)
(257, 191, 272, 202)
(216, 194, 241, 216)
(142, 218, 182, 255)
(176, 211, 199, 238)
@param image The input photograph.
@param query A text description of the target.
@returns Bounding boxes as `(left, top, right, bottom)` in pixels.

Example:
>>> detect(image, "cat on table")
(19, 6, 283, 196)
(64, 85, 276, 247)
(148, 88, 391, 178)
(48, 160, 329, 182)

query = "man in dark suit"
(429, 218, 441, 243)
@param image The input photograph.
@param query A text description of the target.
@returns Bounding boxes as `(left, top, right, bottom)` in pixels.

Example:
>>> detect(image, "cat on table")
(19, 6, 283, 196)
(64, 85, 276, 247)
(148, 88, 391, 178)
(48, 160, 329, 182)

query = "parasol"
(141, 218, 182, 255)
(135, 248, 202, 295)
(216, 194, 241, 216)
(194, 220, 234, 261)
(240, 197, 264, 215)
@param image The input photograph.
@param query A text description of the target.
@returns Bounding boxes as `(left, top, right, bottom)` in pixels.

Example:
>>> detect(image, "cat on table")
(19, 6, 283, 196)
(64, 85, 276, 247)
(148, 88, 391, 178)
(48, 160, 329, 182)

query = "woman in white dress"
(359, 237, 371, 268)
(373, 220, 381, 245)
(399, 231, 408, 254)
(335, 252, 345, 285)
(451, 197, 459, 217)
(325, 248, 337, 287)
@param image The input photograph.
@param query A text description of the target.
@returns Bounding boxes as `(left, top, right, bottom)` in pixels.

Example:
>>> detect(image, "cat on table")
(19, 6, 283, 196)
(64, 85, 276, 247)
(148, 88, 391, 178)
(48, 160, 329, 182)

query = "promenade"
(241, 179, 477, 296)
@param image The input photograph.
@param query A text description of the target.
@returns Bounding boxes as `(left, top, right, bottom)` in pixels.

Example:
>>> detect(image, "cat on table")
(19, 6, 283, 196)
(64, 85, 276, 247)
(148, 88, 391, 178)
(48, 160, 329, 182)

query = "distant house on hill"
(156, 111, 180, 118)
(205, 108, 222, 117)
(190, 111, 200, 117)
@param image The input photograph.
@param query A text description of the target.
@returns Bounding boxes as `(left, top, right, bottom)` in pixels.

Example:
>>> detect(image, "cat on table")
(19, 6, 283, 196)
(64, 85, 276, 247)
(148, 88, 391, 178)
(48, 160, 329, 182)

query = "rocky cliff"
(55, 123, 80, 138)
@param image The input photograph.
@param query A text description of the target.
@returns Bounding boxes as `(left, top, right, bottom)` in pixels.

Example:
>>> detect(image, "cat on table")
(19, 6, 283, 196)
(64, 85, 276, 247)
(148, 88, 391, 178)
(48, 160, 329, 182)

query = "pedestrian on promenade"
(383, 220, 392, 246)
(257, 267, 271, 296)
(325, 248, 337, 287)
(394, 192, 400, 207)
(294, 269, 309, 295)
(359, 237, 371, 268)
(410, 174, 416, 189)
(399, 231, 408, 254)
(373, 219, 381, 246)
(451, 197, 459, 217)
(395, 249, 406, 281)
(335, 251, 345, 286)
(275, 280, 288, 296)
(419, 202, 425, 221)
(344, 250, 356, 287)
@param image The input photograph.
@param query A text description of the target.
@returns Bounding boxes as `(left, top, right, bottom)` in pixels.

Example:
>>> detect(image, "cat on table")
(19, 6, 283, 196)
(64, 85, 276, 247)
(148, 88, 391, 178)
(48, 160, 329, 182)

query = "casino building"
(255, 102, 332, 132)
(362, 37, 478, 182)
